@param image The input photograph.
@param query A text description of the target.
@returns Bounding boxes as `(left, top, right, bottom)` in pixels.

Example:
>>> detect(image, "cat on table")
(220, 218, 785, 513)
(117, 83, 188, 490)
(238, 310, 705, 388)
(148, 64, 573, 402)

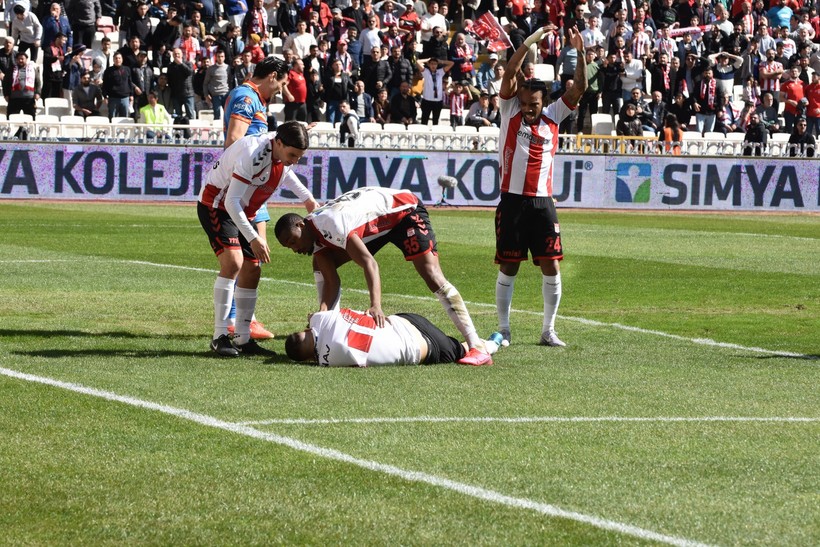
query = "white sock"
(496, 272, 516, 332)
(233, 287, 257, 345)
(484, 339, 499, 355)
(213, 276, 235, 339)
(434, 282, 481, 349)
(314, 270, 340, 311)
(542, 273, 562, 334)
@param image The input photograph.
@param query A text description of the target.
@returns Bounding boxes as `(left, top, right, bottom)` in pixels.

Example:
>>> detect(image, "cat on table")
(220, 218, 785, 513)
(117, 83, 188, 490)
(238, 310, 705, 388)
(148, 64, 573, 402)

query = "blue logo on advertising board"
(615, 163, 652, 203)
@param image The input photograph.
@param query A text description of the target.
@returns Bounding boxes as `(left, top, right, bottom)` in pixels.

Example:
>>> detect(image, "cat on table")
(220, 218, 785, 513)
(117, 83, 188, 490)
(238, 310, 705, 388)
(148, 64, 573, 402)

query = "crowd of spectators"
(0, 0, 818, 154)
(550, 0, 819, 155)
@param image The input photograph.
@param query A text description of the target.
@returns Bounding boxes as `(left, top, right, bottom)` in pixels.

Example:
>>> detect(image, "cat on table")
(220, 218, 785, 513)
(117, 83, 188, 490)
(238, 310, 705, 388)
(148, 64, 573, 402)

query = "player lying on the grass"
(285, 308, 501, 367)
(198, 121, 319, 358)
(273, 186, 493, 366)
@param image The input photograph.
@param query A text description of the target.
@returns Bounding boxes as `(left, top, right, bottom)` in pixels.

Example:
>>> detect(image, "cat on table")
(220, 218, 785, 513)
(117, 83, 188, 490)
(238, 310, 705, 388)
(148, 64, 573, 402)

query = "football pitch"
(0, 201, 817, 545)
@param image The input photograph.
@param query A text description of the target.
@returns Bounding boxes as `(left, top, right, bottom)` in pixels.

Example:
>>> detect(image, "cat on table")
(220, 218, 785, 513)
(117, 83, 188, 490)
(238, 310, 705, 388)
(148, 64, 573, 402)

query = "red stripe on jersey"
(345, 191, 417, 241)
(501, 113, 522, 193)
(545, 116, 559, 196)
(342, 308, 376, 353)
(524, 119, 545, 195)
(229, 113, 251, 124)
(353, 208, 413, 240)
(391, 190, 419, 209)
(347, 330, 374, 353)
(200, 184, 223, 209)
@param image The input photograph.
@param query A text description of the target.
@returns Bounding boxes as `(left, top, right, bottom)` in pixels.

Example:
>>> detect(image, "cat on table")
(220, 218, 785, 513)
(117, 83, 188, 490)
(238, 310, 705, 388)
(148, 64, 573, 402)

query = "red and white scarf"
(180, 37, 198, 63)
(11, 64, 35, 92)
(700, 78, 717, 109)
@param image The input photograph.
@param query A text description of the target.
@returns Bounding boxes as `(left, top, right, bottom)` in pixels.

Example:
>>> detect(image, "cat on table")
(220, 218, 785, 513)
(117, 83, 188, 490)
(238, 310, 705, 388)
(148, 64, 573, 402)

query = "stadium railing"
(0, 119, 814, 158)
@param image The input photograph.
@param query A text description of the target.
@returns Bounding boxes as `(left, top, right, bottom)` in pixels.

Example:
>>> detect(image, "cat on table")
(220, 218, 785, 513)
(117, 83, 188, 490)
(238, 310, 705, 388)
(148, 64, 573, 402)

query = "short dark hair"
(253, 56, 289, 80)
(276, 121, 310, 150)
(284, 332, 313, 361)
(274, 212, 305, 240)
(519, 78, 548, 97)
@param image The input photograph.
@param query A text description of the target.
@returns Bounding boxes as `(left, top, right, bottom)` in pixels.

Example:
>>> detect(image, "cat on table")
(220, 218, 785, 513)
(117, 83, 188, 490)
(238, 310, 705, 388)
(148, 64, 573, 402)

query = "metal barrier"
(0, 120, 815, 157)
(0, 119, 224, 146)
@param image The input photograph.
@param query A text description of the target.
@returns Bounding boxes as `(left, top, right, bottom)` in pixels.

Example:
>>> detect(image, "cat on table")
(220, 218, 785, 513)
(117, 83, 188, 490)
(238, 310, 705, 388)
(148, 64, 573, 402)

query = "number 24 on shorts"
(546, 235, 561, 253)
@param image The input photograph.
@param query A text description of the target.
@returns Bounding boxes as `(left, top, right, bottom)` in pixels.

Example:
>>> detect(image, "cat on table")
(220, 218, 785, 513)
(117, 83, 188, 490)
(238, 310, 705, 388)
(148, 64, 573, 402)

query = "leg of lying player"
(412, 255, 492, 366)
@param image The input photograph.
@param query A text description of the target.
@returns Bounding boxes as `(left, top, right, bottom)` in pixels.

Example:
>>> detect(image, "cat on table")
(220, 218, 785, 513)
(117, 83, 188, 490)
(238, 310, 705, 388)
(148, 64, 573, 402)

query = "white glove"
(524, 27, 548, 48)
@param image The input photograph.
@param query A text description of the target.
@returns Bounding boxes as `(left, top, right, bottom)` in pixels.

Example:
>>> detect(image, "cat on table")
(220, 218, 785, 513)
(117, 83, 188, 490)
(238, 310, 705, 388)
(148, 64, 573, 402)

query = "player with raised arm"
(199, 121, 319, 357)
(274, 187, 493, 366)
(221, 56, 291, 340)
(494, 25, 587, 348)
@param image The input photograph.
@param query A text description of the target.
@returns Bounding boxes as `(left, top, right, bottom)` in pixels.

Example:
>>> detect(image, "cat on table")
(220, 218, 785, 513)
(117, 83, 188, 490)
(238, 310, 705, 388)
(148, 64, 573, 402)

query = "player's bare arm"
(345, 233, 385, 327)
(224, 117, 251, 149)
(562, 27, 588, 107)
(313, 252, 342, 312)
(501, 25, 549, 98)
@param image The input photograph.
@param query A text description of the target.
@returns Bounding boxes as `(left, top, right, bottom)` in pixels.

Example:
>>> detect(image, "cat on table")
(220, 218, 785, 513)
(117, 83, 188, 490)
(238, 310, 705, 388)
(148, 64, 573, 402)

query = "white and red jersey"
(306, 187, 418, 251)
(448, 91, 469, 116)
(198, 133, 313, 241)
(655, 36, 676, 58)
(310, 308, 420, 367)
(740, 13, 755, 35)
(497, 94, 574, 197)
(630, 31, 651, 58)
(759, 60, 784, 92)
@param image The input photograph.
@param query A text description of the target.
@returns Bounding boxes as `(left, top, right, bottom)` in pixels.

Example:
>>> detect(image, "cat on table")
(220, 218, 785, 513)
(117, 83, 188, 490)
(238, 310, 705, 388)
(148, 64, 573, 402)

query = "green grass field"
(0, 201, 817, 546)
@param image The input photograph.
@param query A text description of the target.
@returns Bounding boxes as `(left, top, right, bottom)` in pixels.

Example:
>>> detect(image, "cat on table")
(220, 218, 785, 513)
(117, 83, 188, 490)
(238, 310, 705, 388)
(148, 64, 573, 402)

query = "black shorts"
(495, 193, 563, 266)
(197, 202, 259, 262)
(396, 313, 465, 364)
(366, 204, 439, 261)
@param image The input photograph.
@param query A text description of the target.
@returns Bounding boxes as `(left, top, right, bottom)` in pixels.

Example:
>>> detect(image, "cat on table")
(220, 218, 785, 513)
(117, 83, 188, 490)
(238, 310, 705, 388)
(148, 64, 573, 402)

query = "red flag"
(466, 12, 513, 52)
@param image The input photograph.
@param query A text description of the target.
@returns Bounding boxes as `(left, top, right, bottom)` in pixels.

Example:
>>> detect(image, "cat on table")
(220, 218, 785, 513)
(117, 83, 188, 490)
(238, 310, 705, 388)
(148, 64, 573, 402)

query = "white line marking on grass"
(15, 258, 814, 360)
(553, 316, 811, 359)
(237, 415, 820, 426)
(0, 366, 710, 547)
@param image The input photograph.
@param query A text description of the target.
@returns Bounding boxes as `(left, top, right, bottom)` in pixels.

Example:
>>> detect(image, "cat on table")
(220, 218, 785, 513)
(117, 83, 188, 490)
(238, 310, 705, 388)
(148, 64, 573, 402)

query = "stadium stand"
(0, 0, 813, 158)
